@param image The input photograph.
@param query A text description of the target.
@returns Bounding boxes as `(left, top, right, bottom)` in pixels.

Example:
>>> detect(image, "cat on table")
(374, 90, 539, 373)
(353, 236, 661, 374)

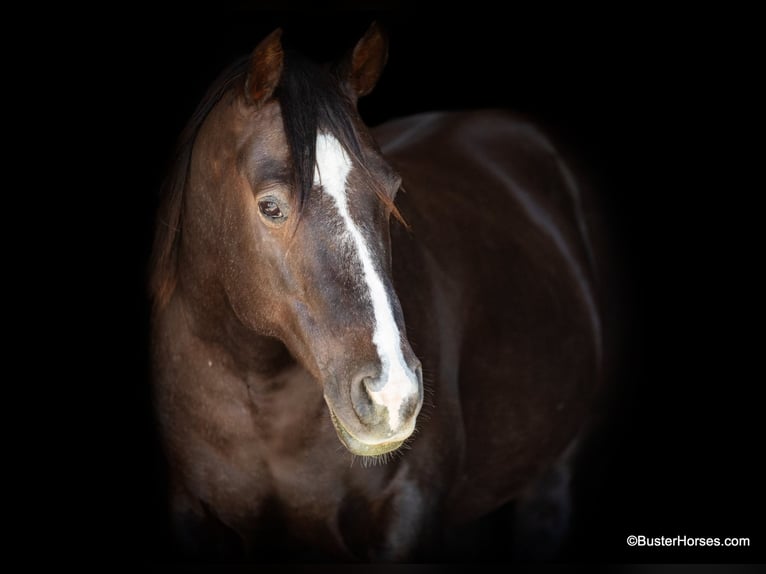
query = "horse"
(149, 23, 604, 561)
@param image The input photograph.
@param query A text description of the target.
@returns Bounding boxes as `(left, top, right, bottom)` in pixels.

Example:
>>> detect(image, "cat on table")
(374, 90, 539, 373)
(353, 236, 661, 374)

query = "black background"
(85, 7, 762, 565)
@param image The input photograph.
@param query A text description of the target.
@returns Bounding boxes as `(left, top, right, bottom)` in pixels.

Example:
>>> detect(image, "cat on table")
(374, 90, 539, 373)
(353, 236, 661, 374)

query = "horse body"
(379, 110, 600, 527)
(150, 26, 602, 561)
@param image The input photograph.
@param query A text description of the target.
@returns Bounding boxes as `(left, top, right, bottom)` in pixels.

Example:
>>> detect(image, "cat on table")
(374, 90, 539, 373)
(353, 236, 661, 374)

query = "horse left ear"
(343, 22, 388, 99)
(246, 28, 284, 107)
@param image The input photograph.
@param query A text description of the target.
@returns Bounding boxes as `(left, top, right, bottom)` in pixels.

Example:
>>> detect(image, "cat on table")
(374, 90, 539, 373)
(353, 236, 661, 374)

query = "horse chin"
(328, 407, 406, 457)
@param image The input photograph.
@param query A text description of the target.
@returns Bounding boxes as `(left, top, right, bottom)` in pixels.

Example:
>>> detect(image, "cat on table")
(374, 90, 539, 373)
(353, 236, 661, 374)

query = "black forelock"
(277, 50, 363, 213)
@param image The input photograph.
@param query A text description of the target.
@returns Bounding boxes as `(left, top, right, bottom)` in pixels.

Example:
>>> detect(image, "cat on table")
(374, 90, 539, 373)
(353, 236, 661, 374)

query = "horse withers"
(149, 23, 603, 561)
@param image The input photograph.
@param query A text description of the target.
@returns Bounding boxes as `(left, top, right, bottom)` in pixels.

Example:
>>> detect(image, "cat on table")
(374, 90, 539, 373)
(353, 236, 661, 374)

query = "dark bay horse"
(149, 24, 603, 561)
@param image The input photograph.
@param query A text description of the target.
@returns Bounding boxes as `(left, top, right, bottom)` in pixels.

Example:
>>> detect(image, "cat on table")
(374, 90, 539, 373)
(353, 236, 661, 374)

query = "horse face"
(226, 110, 422, 456)
(206, 26, 423, 456)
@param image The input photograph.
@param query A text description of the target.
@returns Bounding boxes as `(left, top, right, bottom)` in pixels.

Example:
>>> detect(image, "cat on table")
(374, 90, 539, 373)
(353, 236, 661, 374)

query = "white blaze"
(314, 133, 418, 432)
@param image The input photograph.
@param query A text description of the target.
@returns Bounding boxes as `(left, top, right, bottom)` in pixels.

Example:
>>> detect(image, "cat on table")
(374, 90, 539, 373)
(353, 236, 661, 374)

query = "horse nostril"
(362, 375, 378, 393)
(351, 374, 377, 424)
(400, 393, 420, 420)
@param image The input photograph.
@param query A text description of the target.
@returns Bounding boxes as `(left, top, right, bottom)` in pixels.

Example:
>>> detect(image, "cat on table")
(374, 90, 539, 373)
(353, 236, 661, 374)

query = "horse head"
(169, 24, 423, 456)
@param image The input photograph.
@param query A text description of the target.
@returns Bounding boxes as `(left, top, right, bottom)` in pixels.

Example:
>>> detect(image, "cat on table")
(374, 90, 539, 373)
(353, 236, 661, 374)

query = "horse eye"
(258, 199, 283, 219)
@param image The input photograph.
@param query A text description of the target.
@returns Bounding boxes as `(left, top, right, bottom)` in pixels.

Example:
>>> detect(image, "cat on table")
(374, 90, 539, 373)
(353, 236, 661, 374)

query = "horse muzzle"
(325, 362, 423, 456)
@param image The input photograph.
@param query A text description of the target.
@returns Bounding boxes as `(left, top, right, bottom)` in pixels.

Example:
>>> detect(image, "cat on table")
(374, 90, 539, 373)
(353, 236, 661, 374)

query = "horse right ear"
(245, 28, 284, 107)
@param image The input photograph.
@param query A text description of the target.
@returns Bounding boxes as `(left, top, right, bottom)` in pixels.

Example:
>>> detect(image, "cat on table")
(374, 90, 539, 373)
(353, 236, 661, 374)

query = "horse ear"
(246, 28, 284, 106)
(344, 22, 388, 99)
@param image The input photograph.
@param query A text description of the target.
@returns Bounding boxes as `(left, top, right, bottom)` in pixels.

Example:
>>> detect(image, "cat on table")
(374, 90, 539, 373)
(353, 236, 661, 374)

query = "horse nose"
(350, 363, 422, 432)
